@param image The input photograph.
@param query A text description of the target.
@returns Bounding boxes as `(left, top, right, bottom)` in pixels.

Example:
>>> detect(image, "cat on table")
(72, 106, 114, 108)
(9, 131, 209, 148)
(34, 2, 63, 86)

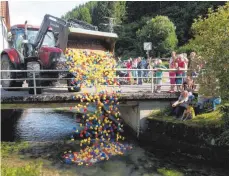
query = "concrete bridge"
(1, 84, 179, 137)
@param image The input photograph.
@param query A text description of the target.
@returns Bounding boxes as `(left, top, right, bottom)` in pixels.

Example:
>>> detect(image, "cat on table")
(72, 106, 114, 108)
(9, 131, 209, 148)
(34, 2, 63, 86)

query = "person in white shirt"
(132, 58, 138, 84)
(172, 90, 191, 118)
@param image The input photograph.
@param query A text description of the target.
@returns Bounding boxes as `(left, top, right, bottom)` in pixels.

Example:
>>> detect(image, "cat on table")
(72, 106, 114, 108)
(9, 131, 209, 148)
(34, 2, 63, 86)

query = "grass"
(1, 142, 29, 158)
(1, 161, 42, 176)
(157, 168, 184, 176)
(0, 142, 66, 176)
(147, 107, 224, 128)
(1, 142, 42, 176)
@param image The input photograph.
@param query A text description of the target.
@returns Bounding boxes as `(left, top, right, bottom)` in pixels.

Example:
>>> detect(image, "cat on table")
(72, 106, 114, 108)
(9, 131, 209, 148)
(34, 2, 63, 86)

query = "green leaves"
(137, 16, 178, 57)
(188, 2, 229, 100)
(78, 7, 92, 23)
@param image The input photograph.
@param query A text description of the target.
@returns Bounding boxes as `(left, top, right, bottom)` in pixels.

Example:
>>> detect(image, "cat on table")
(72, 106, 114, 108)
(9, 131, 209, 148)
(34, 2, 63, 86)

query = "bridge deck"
(1, 84, 179, 108)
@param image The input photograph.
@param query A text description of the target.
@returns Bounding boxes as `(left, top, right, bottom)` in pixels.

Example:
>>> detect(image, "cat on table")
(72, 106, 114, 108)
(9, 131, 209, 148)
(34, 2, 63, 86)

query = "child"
(175, 56, 185, 92)
(126, 59, 132, 84)
(154, 59, 167, 93)
(181, 104, 195, 121)
(182, 76, 194, 92)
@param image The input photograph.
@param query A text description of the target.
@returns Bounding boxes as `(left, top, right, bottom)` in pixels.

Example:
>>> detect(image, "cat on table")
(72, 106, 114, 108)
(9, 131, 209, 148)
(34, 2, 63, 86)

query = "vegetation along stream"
(1, 108, 229, 176)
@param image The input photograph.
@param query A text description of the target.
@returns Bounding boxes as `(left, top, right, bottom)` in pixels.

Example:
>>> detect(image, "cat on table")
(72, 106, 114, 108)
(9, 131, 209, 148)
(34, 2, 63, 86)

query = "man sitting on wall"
(171, 90, 192, 119)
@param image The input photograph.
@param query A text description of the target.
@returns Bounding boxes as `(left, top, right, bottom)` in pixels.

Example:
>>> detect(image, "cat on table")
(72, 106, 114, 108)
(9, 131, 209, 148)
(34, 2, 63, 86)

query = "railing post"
(33, 71, 37, 95)
(151, 69, 154, 93)
(136, 69, 139, 85)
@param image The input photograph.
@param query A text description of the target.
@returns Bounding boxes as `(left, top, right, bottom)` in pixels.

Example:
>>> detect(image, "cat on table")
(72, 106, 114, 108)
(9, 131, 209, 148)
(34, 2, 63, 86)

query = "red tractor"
(1, 14, 118, 94)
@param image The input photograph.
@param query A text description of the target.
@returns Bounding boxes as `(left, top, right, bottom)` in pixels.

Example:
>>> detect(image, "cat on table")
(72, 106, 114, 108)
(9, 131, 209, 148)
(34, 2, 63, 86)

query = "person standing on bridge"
(126, 59, 132, 85)
(168, 58, 176, 93)
(137, 57, 143, 85)
(169, 51, 177, 65)
(182, 53, 189, 81)
(154, 59, 167, 93)
(175, 55, 185, 92)
(132, 58, 138, 85)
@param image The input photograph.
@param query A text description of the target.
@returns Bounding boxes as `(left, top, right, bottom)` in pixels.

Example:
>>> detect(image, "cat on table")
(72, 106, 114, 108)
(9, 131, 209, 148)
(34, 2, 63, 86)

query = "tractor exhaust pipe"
(24, 20, 28, 40)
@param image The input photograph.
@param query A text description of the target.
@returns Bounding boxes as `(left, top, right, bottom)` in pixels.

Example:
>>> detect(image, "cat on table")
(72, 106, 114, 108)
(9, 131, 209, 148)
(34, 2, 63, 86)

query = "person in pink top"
(175, 56, 185, 92)
(168, 60, 176, 93)
(126, 59, 132, 84)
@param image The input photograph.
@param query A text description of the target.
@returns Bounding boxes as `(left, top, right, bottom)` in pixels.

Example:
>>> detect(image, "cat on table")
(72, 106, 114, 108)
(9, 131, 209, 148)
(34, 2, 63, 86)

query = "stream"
(1, 108, 228, 176)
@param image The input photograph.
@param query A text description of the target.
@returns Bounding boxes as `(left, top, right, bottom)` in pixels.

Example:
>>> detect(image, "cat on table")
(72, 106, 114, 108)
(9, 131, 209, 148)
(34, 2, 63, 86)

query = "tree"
(92, 1, 126, 31)
(137, 16, 178, 57)
(61, 1, 226, 58)
(125, 1, 225, 45)
(78, 7, 92, 23)
(112, 1, 126, 24)
(187, 3, 229, 100)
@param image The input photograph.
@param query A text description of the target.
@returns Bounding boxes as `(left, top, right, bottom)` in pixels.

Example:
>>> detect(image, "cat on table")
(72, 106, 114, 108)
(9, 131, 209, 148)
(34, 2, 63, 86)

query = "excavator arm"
(33, 14, 100, 52)
(33, 14, 118, 55)
(33, 14, 69, 51)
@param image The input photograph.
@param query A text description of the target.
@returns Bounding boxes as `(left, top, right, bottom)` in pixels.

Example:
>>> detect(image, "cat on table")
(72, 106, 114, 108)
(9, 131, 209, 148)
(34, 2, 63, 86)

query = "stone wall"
(140, 118, 229, 167)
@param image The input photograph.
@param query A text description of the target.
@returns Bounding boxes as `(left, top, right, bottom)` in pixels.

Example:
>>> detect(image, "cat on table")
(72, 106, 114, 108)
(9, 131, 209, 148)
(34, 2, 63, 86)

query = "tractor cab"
(8, 24, 55, 61)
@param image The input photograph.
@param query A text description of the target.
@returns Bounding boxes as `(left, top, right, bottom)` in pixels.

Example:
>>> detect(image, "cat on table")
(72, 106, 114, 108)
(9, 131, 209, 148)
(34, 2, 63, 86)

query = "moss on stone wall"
(148, 108, 224, 128)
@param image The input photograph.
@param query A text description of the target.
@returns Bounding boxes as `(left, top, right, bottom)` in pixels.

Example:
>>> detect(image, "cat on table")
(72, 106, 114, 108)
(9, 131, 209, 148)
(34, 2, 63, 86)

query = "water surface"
(1, 108, 228, 176)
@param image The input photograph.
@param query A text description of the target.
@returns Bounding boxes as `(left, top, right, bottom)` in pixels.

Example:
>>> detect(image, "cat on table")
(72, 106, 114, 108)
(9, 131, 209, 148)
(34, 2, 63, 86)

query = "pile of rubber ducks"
(63, 49, 132, 166)
(65, 49, 119, 89)
(62, 142, 133, 166)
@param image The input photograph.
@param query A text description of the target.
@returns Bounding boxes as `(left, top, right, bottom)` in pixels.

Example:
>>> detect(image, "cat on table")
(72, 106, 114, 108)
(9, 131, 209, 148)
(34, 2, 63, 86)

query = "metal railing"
(0, 68, 199, 95)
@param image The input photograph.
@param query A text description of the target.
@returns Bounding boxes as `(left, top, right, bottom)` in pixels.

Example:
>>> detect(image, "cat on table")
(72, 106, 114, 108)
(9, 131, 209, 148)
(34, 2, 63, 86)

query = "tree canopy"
(137, 16, 178, 57)
(61, 1, 226, 58)
(187, 2, 229, 100)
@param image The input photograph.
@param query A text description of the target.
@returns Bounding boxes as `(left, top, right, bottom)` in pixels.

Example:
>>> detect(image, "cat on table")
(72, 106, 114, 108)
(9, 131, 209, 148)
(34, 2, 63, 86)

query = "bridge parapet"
(1, 92, 179, 104)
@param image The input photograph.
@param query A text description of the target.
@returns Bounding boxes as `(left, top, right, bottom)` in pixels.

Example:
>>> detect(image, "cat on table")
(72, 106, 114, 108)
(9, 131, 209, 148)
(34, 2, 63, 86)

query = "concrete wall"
(119, 100, 171, 137)
(119, 101, 139, 136)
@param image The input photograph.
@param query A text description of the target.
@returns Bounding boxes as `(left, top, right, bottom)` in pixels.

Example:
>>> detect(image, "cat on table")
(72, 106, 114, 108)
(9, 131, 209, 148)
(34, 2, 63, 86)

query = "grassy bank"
(148, 108, 224, 128)
(0, 142, 73, 176)
(147, 104, 229, 147)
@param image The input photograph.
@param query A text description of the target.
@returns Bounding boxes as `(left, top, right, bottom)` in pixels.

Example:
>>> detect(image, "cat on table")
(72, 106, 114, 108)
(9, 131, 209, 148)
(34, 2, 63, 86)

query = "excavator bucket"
(66, 27, 118, 55)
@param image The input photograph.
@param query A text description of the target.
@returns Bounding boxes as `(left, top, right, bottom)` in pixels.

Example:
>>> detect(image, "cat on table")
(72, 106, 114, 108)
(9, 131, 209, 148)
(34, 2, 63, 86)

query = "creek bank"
(139, 118, 229, 168)
(2, 141, 229, 176)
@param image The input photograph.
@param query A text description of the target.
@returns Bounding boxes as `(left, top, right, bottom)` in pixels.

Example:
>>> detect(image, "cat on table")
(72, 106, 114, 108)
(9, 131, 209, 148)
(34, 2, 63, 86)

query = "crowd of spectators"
(116, 51, 217, 121)
(116, 51, 203, 93)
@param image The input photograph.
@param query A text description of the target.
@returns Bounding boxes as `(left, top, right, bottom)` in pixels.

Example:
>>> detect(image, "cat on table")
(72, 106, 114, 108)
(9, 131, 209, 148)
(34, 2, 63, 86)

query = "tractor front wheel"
(27, 62, 42, 94)
(0, 54, 22, 90)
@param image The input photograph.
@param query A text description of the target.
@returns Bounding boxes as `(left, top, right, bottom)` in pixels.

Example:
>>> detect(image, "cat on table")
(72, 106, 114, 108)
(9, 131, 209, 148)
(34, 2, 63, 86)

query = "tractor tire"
(0, 54, 21, 91)
(67, 79, 81, 92)
(27, 62, 42, 94)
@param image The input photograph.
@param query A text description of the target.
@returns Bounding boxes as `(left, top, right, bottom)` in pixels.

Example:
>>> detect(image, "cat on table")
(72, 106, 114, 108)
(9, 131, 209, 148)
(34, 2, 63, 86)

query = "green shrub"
(176, 45, 193, 55)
